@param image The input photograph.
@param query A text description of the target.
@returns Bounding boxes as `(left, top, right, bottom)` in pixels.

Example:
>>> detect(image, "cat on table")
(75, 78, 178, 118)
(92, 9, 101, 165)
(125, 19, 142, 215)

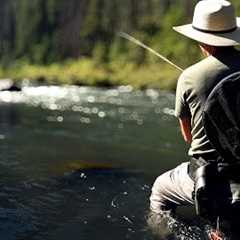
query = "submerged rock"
(0, 79, 21, 92)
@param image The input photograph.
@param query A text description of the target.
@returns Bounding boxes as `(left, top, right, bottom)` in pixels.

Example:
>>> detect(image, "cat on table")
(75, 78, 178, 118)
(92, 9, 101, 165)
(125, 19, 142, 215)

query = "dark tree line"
(0, 0, 239, 65)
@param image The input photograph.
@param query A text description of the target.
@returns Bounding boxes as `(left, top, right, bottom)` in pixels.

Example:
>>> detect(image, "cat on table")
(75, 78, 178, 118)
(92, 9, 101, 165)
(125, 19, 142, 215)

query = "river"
(0, 85, 206, 240)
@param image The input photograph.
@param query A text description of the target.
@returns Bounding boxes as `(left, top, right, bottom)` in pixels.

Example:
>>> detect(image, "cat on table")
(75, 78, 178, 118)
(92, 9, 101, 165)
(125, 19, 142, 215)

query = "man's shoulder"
(181, 49, 240, 81)
(181, 56, 218, 81)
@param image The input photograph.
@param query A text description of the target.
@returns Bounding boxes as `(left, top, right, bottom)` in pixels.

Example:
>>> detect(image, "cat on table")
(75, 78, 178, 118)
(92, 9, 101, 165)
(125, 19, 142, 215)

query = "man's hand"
(179, 117, 192, 143)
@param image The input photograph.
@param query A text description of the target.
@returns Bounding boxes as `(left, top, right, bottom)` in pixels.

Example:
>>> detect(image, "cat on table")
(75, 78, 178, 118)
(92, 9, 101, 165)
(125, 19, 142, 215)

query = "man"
(150, 0, 240, 217)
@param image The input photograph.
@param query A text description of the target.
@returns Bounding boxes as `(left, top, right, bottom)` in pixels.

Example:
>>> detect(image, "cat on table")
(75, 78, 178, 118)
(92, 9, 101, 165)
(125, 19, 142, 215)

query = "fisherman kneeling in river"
(149, 0, 240, 237)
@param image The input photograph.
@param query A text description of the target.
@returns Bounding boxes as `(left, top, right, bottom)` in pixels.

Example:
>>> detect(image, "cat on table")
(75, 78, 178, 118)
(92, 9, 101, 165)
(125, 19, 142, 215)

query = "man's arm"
(179, 117, 192, 144)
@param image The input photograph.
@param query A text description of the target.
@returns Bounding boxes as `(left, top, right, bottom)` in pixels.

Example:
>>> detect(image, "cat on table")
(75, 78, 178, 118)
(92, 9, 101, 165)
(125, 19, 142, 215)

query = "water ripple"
(0, 86, 191, 240)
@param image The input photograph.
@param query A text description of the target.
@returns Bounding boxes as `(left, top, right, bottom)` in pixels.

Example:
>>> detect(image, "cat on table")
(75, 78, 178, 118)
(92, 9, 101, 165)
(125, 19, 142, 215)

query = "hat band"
(192, 25, 237, 34)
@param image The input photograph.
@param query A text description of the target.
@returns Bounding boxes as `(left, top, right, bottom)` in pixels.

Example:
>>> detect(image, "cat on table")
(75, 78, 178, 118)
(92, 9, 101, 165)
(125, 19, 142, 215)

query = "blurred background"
(0, 1, 239, 240)
(0, 0, 239, 89)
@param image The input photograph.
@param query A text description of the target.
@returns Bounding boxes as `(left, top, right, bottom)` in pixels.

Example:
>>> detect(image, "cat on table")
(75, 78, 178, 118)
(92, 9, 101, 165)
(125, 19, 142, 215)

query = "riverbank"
(0, 58, 180, 90)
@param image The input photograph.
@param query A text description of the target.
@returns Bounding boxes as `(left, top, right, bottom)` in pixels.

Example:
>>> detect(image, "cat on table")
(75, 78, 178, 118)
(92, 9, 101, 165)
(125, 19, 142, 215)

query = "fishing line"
(118, 32, 184, 72)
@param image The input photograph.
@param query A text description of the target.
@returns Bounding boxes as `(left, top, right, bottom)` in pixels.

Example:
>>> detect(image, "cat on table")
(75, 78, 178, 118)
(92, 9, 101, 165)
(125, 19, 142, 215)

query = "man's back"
(175, 48, 240, 157)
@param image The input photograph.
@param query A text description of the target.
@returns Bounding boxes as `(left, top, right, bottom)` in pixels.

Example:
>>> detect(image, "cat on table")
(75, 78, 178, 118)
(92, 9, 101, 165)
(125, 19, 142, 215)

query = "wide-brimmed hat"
(173, 0, 240, 46)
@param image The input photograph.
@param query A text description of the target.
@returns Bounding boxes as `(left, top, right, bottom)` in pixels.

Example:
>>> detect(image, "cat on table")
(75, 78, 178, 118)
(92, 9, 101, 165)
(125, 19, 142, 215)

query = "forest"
(0, 0, 240, 89)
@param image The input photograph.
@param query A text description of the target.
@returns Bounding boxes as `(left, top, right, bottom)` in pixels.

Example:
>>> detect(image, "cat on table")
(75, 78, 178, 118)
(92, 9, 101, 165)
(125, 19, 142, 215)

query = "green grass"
(0, 58, 180, 90)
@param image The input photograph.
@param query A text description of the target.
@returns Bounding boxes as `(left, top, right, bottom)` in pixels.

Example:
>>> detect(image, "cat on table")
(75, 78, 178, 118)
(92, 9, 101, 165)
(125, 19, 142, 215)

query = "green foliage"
(92, 42, 108, 63)
(80, 0, 100, 38)
(232, 0, 240, 12)
(1, 58, 178, 90)
(108, 38, 129, 63)
(147, 3, 200, 68)
(1, 0, 201, 65)
(15, 0, 43, 58)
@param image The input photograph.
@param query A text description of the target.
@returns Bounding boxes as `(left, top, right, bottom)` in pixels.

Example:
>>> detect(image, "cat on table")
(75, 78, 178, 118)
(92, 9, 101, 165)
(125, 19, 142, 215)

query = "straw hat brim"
(173, 18, 240, 46)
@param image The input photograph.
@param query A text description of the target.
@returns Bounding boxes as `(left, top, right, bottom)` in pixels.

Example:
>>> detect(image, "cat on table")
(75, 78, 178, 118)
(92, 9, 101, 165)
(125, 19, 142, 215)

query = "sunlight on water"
(0, 85, 200, 240)
(0, 86, 177, 131)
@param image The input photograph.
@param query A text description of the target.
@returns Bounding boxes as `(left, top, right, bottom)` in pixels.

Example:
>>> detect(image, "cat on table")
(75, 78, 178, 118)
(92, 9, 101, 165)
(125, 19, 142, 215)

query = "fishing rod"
(118, 32, 184, 72)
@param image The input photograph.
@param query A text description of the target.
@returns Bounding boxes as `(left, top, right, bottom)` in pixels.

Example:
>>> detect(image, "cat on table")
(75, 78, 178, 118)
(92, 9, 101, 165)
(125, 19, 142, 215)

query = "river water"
(0, 85, 209, 240)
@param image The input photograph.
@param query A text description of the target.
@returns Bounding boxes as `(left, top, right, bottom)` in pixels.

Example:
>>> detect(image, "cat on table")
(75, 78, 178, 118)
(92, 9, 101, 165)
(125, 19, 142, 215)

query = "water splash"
(147, 211, 214, 240)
